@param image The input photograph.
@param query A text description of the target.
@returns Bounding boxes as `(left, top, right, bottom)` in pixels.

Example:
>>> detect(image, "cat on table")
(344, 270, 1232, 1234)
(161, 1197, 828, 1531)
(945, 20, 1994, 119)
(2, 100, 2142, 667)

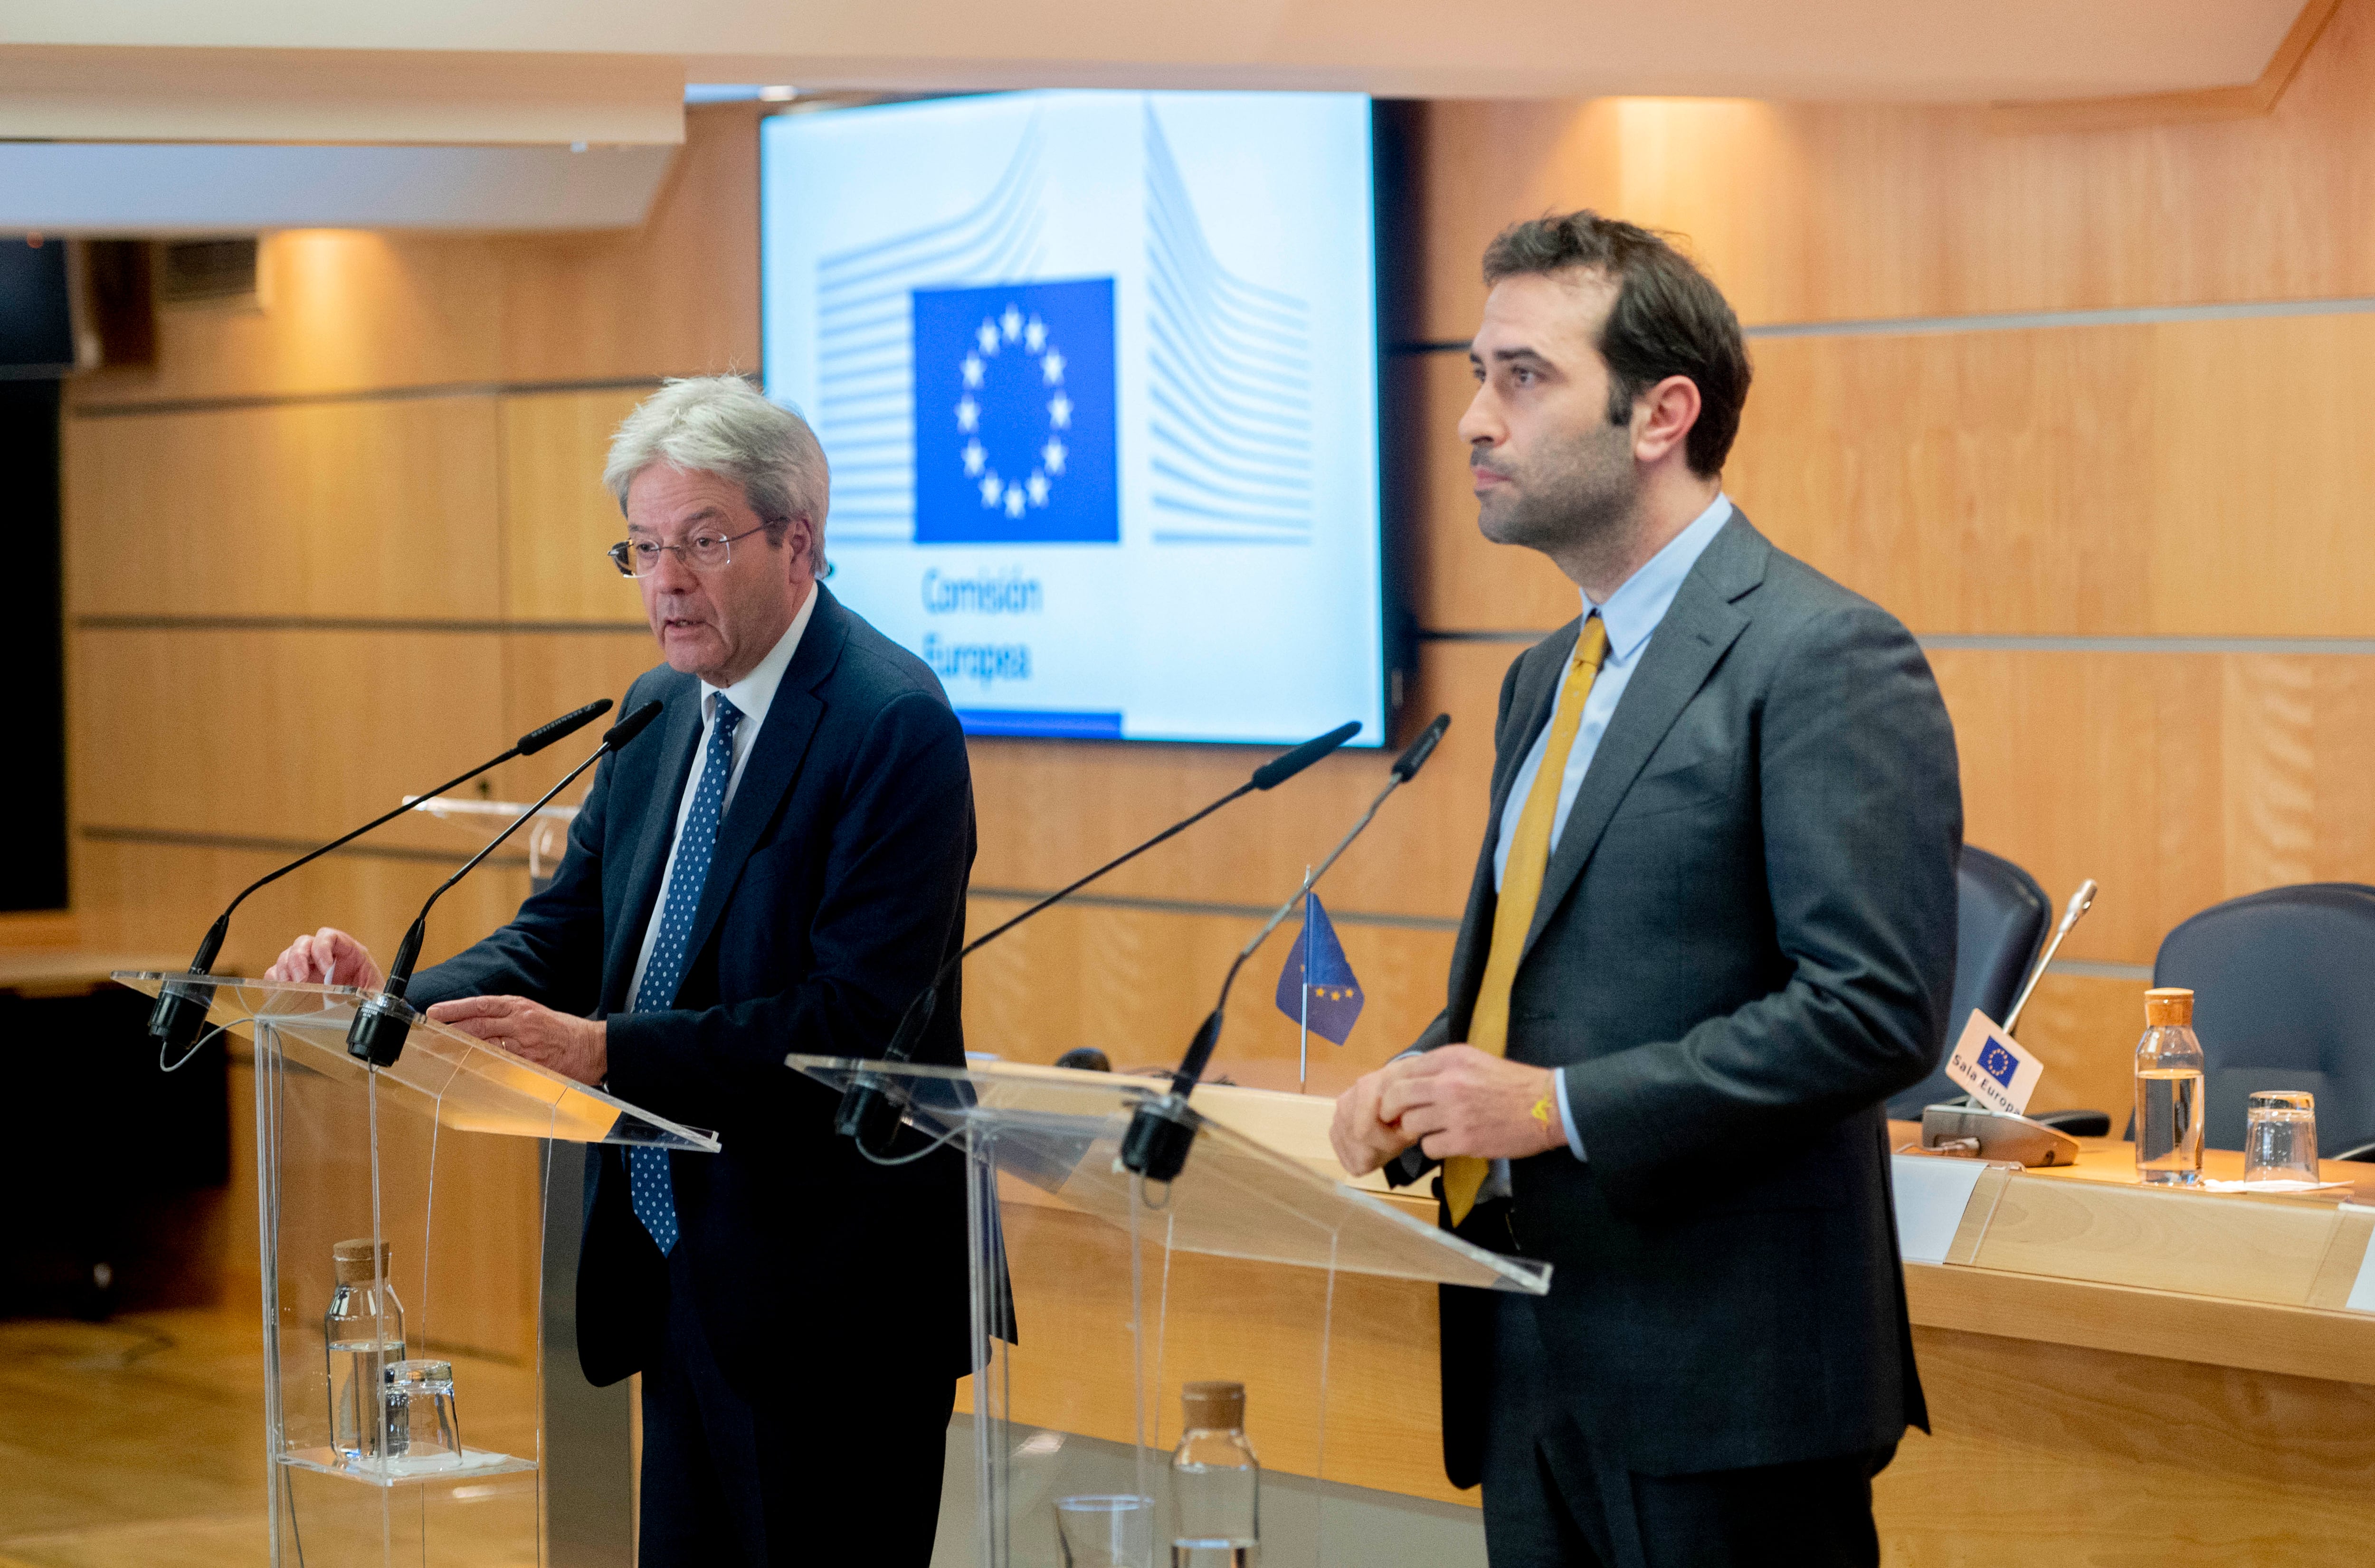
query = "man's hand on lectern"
(262, 927, 386, 992)
(1331, 1060, 1422, 1177)
(428, 996, 608, 1087)
(1379, 1046, 1567, 1162)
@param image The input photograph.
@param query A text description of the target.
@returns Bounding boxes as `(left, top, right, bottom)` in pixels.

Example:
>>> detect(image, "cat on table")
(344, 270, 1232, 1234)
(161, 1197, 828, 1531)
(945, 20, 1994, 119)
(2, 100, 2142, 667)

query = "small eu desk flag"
(1274, 893, 1365, 1046)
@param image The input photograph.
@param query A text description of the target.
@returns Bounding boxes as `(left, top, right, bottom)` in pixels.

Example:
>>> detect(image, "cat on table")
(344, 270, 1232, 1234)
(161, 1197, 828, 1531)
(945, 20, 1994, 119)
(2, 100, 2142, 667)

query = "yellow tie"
(1444, 615, 1609, 1226)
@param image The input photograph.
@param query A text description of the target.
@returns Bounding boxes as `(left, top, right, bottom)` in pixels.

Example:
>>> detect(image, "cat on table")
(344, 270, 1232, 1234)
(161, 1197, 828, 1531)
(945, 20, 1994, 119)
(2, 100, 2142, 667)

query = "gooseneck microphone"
(345, 700, 664, 1068)
(1121, 713, 1452, 1182)
(2001, 878, 2098, 1037)
(834, 718, 1364, 1155)
(145, 699, 616, 1062)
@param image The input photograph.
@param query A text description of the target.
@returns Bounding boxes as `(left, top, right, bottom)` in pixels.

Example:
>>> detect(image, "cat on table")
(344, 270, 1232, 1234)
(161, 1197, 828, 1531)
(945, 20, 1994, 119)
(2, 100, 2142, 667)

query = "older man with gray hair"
(265, 375, 978, 1566)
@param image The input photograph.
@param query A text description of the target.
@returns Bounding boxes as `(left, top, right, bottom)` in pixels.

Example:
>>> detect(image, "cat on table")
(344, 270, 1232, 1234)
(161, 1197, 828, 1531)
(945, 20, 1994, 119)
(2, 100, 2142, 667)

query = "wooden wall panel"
(1934, 648, 2375, 967)
(1422, 313, 2375, 639)
(1726, 326, 2157, 638)
(490, 103, 762, 385)
(499, 388, 652, 623)
(68, 233, 507, 410)
(71, 837, 530, 982)
(1418, 0, 2375, 336)
(493, 630, 666, 805)
(66, 397, 503, 622)
(968, 640, 1511, 920)
(2147, 312, 2375, 636)
(75, 629, 506, 851)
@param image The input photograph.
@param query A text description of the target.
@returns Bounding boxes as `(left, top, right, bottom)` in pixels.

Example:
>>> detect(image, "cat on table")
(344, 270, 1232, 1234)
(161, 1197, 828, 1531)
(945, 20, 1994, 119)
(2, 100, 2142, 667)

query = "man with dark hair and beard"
(1330, 212, 1961, 1566)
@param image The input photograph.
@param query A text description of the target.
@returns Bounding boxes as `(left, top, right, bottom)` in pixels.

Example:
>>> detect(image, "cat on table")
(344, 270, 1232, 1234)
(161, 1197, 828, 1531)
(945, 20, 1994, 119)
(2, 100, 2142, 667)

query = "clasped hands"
(261, 926, 608, 1086)
(1329, 1044, 1568, 1177)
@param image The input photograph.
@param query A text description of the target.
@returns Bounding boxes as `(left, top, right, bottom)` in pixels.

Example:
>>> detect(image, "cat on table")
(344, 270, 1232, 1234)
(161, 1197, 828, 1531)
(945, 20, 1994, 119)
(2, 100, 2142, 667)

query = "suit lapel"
(670, 589, 850, 990)
(604, 677, 704, 1005)
(1517, 517, 1767, 966)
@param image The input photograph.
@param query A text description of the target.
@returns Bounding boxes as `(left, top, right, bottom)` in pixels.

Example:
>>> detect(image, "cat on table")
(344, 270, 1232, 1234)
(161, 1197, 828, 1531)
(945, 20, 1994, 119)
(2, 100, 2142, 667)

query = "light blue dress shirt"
(1491, 494, 1734, 1165)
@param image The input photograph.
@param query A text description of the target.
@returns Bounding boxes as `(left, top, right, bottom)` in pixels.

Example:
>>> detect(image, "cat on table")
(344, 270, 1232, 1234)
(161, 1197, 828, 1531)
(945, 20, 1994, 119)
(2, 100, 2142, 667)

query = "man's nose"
(1456, 385, 1500, 450)
(650, 546, 701, 592)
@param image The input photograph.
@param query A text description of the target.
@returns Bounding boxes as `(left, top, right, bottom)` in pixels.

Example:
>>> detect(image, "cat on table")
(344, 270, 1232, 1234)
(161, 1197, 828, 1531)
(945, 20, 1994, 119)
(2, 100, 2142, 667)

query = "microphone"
(345, 700, 663, 1068)
(145, 699, 614, 1062)
(1120, 713, 1453, 1182)
(2000, 877, 2098, 1037)
(833, 718, 1364, 1155)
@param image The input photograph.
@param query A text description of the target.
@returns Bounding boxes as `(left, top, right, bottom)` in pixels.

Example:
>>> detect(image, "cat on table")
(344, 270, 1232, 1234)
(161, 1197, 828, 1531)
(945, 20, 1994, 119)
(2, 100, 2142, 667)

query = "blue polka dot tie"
(626, 696, 743, 1256)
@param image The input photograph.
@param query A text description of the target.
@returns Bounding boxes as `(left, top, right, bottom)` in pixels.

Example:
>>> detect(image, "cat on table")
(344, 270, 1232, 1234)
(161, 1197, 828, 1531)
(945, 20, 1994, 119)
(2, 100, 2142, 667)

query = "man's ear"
(1633, 374, 1703, 467)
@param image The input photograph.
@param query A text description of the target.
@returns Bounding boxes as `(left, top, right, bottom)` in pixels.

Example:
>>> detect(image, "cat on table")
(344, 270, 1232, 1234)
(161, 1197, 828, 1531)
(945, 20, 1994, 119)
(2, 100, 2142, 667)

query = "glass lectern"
(786, 1056, 1550, 1568)
(115, 973, 717, 1568)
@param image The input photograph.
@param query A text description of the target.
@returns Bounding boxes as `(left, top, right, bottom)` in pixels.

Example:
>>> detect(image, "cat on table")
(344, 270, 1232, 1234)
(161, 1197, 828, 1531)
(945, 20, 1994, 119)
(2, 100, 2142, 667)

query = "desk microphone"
(1121, 714, 1451, 1182)
(145, 699, 615, 1062)
(345, 700, 663, 1068)
(833, 718, 1365, 1155)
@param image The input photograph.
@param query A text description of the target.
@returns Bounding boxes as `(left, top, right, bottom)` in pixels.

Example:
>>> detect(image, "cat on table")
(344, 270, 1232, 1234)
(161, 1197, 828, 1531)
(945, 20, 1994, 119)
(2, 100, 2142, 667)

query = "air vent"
(157, 238, 260, 310)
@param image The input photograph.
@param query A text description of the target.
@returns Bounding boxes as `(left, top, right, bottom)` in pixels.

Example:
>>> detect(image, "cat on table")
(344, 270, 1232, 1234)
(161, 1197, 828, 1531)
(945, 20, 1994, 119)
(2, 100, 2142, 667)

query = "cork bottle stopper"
(2144, 987, 2194, 1028)
(1182, 1380, 1245, 1431)
(333, 1238, 393, 1285)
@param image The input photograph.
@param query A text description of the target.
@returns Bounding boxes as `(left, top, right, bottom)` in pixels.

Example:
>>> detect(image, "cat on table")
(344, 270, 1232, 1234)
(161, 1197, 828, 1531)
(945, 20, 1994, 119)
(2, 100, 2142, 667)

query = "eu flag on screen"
(912, 278, 1119, 544)
(1274, 894, 1365, 1045)
(1977, 1038, 2021, 1089)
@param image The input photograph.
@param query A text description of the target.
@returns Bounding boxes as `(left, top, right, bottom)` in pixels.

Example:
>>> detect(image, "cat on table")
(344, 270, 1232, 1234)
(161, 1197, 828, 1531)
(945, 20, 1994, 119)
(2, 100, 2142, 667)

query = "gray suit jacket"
(1406, 509, 1960, 1482)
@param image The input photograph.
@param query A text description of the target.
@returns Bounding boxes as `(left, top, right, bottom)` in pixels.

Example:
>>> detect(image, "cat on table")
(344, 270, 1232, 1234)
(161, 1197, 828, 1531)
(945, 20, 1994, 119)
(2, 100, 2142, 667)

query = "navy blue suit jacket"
(414, 586, 978, 1389)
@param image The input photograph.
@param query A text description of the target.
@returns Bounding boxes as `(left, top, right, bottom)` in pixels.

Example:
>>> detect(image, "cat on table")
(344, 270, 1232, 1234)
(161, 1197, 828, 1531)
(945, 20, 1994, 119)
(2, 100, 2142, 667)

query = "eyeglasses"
(607, 525, 770, 577)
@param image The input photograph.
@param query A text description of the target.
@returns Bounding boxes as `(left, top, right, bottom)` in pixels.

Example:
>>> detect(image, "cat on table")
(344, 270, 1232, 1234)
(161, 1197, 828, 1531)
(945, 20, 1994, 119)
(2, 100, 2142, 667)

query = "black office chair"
(1886, 845, 2051, 1121)
(2153, 883, 2375, 1160)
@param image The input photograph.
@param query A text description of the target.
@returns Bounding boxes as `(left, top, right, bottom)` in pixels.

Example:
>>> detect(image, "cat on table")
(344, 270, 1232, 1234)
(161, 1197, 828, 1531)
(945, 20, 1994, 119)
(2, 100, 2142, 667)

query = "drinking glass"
(1055, 1494, 1153, 1568)
(2242, 1090, 2319, 1183)
(381, 1359, 464, 1470)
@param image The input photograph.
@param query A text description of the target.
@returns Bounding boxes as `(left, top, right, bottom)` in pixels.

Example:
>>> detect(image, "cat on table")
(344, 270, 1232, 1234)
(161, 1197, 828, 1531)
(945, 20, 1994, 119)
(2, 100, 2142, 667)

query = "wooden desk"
(965, 1088, 2375, 1560)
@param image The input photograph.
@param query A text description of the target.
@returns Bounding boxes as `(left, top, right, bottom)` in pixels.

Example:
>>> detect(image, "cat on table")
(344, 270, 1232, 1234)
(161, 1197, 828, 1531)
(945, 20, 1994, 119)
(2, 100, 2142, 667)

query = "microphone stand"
(346, 701, 662, 1068)
(1121, 714, 1451, 1182)
(146, 699, 614, 1061)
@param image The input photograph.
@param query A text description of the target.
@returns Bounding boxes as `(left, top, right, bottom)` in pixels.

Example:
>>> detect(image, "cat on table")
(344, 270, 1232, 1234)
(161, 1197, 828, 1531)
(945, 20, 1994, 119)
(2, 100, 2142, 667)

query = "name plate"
(1942, 1009, 2044, 1117)
(2344, 1204, 2375, 1314)
(1891, 1152, 1991, 1265)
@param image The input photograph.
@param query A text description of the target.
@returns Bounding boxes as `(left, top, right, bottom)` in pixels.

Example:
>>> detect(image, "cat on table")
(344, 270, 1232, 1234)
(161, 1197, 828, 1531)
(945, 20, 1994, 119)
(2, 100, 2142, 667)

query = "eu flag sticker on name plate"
(1943, 1010, 2044, 1117)
(913, 278, 1119, 545)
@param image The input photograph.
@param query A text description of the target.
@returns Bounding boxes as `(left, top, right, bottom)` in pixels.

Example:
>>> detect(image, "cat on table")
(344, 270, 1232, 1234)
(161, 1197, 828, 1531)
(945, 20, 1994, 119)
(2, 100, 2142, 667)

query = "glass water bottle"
(2134, 987, 2205, 1185)
(1171, 1381, 1259, 1568)
(324, 1238, 407, 1464)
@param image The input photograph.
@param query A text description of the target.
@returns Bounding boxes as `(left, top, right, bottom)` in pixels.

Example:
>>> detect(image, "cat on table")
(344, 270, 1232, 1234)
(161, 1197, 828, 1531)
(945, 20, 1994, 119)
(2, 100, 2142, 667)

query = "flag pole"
(1298, 865, 1313, 1092)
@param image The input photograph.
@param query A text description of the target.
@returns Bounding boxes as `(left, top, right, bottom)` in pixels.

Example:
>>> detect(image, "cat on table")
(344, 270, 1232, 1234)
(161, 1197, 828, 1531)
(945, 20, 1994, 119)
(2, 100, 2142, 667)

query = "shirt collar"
(1587, 493, 1734, 663)
(702, 583, 817, 732)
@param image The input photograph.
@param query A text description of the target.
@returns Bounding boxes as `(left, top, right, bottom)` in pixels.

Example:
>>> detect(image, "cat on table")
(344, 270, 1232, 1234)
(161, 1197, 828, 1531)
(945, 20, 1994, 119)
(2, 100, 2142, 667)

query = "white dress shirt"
(625, 586, 818, 1007)
(1487, 493, 1734, 1166)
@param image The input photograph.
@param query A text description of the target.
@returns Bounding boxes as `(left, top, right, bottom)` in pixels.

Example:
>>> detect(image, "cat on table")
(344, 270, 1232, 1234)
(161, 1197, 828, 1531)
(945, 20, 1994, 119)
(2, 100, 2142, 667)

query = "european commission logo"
(913, 278, 1118, 545)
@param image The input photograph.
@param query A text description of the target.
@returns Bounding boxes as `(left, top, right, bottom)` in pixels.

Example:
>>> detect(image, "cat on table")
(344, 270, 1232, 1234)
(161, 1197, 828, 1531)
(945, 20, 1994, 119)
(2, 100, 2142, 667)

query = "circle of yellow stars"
(956, 302, 1072, 521)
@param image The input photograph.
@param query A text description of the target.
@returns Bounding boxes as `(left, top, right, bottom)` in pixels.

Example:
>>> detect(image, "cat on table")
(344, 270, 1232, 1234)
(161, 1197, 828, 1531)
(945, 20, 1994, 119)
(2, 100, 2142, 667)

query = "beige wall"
(37, 5, 2375, 1306)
